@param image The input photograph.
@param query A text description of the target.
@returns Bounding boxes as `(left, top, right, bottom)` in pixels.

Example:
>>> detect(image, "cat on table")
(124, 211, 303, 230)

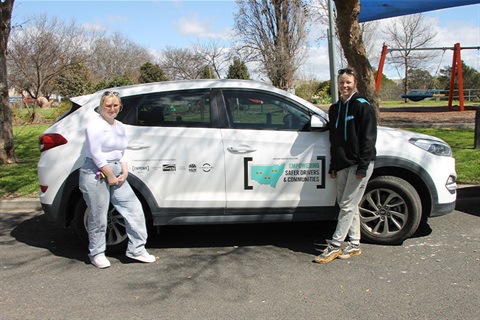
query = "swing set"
(375, 43, 480, 111)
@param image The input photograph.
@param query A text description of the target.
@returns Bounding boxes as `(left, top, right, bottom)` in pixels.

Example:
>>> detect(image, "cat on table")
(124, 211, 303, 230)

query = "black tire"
(360, 176, 422, 245)
(73, 196, 128, 254)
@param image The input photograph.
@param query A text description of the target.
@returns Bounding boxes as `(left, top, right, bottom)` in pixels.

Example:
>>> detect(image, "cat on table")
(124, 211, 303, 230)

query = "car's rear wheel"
(360, 176, 422, 244)
(73, 197, 128, 254)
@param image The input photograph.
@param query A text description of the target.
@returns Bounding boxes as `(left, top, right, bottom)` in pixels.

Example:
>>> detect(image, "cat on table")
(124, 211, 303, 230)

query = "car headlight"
(409, 138, 452, 157)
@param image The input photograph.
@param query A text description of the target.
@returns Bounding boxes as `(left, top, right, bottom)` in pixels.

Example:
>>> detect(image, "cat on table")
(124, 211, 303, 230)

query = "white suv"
(37, 80, 457, 250)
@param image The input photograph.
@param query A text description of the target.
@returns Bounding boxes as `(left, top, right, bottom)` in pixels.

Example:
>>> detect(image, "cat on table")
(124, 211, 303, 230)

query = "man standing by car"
(314, 68, 377, 264)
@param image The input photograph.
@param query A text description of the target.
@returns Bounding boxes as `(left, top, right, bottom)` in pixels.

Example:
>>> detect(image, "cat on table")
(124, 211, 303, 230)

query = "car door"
(220, 89, 336, 212)
(123, 89, 227, 211)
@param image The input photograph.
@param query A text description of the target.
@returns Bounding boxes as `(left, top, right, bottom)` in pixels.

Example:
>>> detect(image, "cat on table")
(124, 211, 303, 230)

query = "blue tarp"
(358, 0, 480, 22)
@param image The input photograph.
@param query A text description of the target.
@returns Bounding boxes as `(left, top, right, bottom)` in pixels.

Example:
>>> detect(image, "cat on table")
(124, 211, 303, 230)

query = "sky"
(11, 0, 480, 81)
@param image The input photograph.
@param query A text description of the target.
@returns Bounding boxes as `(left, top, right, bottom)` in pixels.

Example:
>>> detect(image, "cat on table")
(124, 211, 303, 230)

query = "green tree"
(295, 80, 320, 102)
(314, 80, 332, 104)
(8, 14, 100, 101)
(138, 62, 168, 83)
(94, 76, 134, 91)
(226, 58, 250, 80)
(407, 68, 433, 91)
(374, 71, 402, 101)
(55, 59, 94, 98)
(437, 61, 480, 92)
(199, 66, 216, 79)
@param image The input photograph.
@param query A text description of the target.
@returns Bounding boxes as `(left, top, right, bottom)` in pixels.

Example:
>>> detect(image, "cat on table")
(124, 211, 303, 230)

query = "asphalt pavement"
(0, 185, 478, 319)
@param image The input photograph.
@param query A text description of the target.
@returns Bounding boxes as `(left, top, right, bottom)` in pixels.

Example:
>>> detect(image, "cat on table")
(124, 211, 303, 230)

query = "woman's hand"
(116, 172, 128, 186)
(107, 175, 120, 186)
(102, 162, 129, 186)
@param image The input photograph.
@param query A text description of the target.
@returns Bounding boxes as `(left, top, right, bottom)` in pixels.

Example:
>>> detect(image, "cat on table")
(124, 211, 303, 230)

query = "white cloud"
(176, 15, 231, 41)
(82, 23, 107, 33)
(82, 15, 129, 34)
(104, 15, 129, 24)
(435, 21, 480, 71)
(297, 46, 331, 81)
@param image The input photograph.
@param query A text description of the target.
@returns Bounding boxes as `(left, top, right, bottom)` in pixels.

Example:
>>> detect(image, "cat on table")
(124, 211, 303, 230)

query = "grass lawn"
(379, 99, 479, 108)
(0, 124, 478, 198)
(0, 124, 49, 198)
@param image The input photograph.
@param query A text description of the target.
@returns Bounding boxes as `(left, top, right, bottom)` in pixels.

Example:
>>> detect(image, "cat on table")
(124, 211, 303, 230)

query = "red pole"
(448, 44, 457, 111)
(456, 43, 465, 112)
(376, 45, 388, 94)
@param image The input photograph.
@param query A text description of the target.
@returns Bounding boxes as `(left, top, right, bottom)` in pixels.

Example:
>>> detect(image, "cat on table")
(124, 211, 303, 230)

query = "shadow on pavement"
(8, 187, 477, 258)
(456, 186, 480, 217)
(150, 221, 336, 255)
(5, 212, 339, 258)
(5, 212, 88, 263)
(412, 220, 433, 239)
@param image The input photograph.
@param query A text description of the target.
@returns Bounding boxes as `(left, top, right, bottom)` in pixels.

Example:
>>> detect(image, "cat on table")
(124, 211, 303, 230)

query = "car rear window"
(129, 90, 212, 128)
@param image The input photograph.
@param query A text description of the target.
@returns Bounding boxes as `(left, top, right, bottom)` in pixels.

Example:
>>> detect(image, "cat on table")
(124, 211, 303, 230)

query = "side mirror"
(310, 115, 328, 132)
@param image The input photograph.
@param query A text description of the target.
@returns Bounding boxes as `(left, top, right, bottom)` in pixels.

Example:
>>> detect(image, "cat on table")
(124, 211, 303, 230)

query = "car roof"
(70, 79, 317, 111)
(103, 79, 282, 95)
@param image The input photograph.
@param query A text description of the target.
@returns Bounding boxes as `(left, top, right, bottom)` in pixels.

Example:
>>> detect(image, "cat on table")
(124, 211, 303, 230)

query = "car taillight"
(40, 185, 48, 193)
(39, 133, 68, 152)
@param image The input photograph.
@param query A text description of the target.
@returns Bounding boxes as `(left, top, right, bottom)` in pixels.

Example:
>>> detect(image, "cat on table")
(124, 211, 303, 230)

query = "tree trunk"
(403, 56, 408, 103)
(0, 0, 17, 164)
(333, 0, 380, 115)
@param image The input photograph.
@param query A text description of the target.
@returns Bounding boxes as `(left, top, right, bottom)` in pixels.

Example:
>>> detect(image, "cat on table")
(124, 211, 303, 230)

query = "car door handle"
(227, 145, 257, 154)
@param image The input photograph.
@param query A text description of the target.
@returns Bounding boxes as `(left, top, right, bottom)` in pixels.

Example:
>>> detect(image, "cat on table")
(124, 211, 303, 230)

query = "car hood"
(378, 126, 448, 144)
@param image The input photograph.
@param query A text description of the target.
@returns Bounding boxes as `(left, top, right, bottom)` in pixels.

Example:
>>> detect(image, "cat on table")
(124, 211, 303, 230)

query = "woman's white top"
(84, 115, 128, 168)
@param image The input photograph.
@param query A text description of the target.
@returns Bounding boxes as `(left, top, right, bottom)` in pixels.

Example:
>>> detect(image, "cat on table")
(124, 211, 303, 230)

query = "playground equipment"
(401, 89, 445, 102)
(376, 43, 480, 111)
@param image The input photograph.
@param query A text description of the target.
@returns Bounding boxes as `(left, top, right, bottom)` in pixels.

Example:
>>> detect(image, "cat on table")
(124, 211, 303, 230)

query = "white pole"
(328, 0, 338, 103)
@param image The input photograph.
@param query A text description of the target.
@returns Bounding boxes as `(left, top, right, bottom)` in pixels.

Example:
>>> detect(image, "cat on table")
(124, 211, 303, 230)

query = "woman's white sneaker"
(91, 255, 111, 269)
(126, 252, 156, 263)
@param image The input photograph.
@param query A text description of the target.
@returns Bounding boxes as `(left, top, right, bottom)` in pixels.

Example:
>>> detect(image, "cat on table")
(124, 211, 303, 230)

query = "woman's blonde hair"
(100, 91, 121, 107)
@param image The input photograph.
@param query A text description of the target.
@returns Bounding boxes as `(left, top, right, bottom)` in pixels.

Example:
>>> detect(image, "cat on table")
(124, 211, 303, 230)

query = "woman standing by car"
(314, 68, 377, 264)
(79, 91, 156, 269)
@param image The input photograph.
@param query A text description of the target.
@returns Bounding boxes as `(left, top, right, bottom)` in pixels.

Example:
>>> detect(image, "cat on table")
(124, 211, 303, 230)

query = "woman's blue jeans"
(79, 158, 148, 259)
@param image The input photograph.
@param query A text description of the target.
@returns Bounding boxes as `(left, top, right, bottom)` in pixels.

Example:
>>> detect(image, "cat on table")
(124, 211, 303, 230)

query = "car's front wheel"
(360, 176, 422, 244)
(73, 197, 128, 254)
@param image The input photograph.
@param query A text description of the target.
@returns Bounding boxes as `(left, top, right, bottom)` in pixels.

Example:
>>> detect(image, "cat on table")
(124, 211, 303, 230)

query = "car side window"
(135, 90, 211, 127)
(222, 90, 311, 131)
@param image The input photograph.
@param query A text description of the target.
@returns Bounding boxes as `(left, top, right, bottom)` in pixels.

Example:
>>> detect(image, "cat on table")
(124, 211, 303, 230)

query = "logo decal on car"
(132, 165, 150, 172)
(201, 163, 212, 172)
(163, 164, 176, 172)
(243, 156, 326, 190)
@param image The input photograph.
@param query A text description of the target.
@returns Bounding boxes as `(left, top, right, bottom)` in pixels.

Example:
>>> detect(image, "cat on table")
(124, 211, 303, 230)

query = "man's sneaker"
(314, 244, 342, 264)
(338, 243, 362, 259)
(91, 255, 111, 269)
(126, 251, 156, 263)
